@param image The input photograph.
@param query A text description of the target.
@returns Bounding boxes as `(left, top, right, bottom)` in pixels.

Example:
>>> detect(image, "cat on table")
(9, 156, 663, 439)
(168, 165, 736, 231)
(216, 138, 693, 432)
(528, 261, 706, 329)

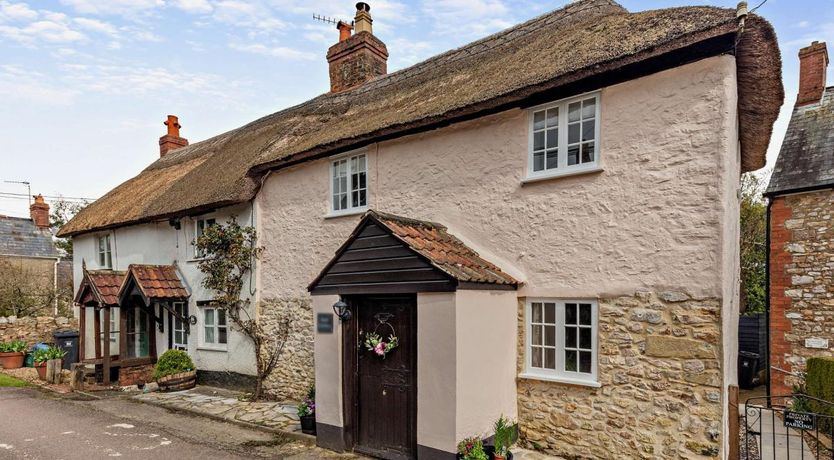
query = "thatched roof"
(59, 0, 783, 238)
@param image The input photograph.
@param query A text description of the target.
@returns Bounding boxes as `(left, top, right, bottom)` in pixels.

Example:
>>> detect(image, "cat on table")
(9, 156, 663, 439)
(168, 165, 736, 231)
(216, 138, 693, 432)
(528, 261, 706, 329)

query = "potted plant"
(297, 384, 316, 435)
(153, 349, 196, 391)
(33, 346, 66, 380)
(457, 436, 488, 460)
(0, 340, 27, 369)
(492, 415, 515, 460)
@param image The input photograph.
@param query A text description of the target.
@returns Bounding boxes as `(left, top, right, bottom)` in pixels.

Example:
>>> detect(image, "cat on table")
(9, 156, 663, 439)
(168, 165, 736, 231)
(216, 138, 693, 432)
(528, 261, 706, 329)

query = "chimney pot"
(159, 114, 189, 157)
(30, 194, 50, 229)
(337, 20, 353, 42)
(797, 41, 829, 106)
(354, 2, 373, 34)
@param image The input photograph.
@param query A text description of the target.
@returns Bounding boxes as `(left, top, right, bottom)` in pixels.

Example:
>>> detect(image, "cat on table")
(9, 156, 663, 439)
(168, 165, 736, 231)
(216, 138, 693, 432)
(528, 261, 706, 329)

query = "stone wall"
(769, 190, 834, 395)
(0, 315, 74, 345)
(517, 291, 723, 459)
(260, 297, 314, 401)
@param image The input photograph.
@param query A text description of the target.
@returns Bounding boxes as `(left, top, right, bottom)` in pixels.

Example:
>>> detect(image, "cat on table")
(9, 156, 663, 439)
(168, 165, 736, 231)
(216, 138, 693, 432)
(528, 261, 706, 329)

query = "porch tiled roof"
(123, 264, 189, 300)
(370, 211, 519, 286)
(75, 269, 125, 305)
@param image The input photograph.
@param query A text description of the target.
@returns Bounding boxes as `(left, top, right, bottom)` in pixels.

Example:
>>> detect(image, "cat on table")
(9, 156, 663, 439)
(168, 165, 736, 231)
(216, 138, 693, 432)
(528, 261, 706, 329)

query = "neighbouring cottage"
(60, 0, 783, 459)
(766, 41, 834, 397)
(0, 195, 71, 317)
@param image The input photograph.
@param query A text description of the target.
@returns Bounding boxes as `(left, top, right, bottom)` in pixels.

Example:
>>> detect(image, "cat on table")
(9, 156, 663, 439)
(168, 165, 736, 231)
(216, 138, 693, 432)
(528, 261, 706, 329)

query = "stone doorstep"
(131, 393, 314, 445)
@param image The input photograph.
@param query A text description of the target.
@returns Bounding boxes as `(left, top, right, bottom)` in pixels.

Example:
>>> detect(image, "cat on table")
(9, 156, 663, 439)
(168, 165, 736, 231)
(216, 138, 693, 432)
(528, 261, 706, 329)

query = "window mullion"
(558, 103, 568, 169)
(555, 301, 564, 375)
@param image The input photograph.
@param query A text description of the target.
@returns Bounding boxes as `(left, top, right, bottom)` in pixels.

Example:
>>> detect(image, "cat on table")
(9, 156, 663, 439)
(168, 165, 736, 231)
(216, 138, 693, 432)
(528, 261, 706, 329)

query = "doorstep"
(132, 386, 314, 443)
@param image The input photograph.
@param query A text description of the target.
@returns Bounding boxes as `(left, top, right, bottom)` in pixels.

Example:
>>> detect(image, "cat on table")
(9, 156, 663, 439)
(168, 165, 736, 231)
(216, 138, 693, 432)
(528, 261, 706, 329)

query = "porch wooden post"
(148, 303, 157, 360)
(102, 307, 111, 385)
(120, 305, 128, 360)
(78, 305, 86, 361)
(93, 307, 101, 359)
(728, 384, 740, 460)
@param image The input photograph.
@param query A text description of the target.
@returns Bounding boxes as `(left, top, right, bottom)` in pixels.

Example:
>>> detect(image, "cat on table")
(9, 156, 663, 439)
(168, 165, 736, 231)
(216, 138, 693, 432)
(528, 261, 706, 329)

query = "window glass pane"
(218, 309, 226, 326)
(204, 309, 214, 326)
(218, 326, 227, 344)
(568, 122, 580, 144)
(340, 192, 348, 210)
(533, 131, 544, 151)
(175, 331, 183, 344)
(351, 190, 358, 206)
(358, 189, 367, 207)
(531, 347, 542, 368)
(544, 302, 555, 324)
(580, 328, 592, 349)
(545, 150, 558, 170)
(579, 351, 592, 374)
(582, 120, 595, 142)
(565, 326, 577, 348)
(565, 350, 577, 372)
(106, 251, 112, 268)
(532, 325, 542, 345)
(546, 108, 559, 128)
(544, 325, 555, 346)
(582, 98, 596, 119)
(546, 128, 558, 149)
(565, 303, 577, 324)
(544, 348, 556, 369)
(579, 304, 592, 325)
(568, 145, 579, 166)
(533, 152, 544, 172)
(533, 111, 545, 130)
(581, 142, 594, 163)
(568, 102, 581, 122)
(531, 303, 542, 323)
(205, 327, 214, 343)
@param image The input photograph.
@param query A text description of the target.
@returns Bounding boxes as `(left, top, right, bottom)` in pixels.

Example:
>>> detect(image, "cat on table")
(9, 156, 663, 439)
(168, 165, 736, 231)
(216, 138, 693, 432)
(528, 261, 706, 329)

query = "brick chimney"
(159, 115, 189, 157)
(326, 2, 388, 93)
(30, 194, 49, 229)
(797, 41, 829, 106)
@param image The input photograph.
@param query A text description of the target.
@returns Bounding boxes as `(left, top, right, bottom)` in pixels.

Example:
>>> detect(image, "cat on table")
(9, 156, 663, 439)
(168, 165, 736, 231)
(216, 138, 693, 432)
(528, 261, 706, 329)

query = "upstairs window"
(194, 218, 216, 259)
(524, 299, 598, 386)
(528, 93, 600, 179)
(331, 152, 367, 214)
(97, 234, 112, 269)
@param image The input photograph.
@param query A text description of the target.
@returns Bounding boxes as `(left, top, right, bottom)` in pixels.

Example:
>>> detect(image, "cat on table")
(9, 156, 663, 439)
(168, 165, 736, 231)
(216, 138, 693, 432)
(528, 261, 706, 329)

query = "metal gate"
(744, 395, 834, 460)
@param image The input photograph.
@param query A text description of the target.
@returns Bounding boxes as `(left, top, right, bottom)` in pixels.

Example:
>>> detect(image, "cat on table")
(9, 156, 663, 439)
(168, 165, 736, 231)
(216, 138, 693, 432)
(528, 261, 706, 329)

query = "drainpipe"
(764, 197, 773, 404)
(54, 258, 60, 316)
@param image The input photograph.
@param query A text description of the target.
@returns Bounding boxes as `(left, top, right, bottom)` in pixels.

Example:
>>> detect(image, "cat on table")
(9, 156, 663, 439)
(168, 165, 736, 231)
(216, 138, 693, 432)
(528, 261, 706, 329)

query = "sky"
(0, 0, 832, 217)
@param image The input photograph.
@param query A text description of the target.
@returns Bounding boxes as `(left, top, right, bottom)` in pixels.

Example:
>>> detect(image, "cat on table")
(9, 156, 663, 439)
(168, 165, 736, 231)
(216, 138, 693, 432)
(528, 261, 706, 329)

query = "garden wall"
(0, 315, 74, 345)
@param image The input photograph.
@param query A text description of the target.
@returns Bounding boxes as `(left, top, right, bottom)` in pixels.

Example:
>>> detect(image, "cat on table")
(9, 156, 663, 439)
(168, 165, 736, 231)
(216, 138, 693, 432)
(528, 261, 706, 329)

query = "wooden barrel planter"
(157, 370, 197, 392)
(0, 351, 24, 369)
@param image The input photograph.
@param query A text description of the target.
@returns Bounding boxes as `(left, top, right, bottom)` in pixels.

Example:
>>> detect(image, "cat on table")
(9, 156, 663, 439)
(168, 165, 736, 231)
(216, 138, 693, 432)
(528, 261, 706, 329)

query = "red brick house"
(766, 41, 834, 396)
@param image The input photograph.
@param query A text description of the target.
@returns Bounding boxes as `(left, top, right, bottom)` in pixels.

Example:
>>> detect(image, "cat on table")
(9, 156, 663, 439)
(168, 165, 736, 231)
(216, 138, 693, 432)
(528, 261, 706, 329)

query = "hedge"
(805, 357, 834, 431)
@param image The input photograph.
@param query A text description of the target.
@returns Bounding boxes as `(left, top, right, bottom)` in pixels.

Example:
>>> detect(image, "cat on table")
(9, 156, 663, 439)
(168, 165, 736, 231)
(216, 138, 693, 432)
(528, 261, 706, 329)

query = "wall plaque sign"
(317, 313, 334, 334)
(805, 337, 830, 349)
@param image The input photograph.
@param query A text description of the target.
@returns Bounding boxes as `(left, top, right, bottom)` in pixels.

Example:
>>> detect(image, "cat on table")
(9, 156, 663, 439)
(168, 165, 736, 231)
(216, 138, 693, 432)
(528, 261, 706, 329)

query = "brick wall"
(119, 364, 155, 386)
(769, 191, 834, 395)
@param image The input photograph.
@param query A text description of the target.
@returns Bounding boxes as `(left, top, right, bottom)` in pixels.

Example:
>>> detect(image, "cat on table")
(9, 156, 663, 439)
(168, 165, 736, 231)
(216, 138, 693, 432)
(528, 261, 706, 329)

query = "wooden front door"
(345, 295, 417, 460)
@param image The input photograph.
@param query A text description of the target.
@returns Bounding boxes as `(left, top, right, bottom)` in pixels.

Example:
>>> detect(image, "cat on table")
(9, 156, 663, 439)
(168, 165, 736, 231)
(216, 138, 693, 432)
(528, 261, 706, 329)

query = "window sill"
(196, 346, 228, 352)
(518, 372, 601, 388)
(325, 207, 368, 219)
(522, 165, 604, 184)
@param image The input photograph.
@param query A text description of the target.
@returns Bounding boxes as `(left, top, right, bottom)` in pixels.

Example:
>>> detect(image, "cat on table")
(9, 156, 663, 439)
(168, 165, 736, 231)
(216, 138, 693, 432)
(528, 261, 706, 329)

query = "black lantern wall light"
(333, 299, 352, 321)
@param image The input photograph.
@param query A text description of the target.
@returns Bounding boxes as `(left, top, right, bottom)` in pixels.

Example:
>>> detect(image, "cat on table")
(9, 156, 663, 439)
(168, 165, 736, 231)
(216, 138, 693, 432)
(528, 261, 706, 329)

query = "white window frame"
(193, 217, 216, 259)
(97, 234, 112, 269)
(525, 92, 602, 182)
(520, 299, 600, 387)
(199, 305, 227, 350)
(328, 150, 369, 217)
(172, 301, 188, 351)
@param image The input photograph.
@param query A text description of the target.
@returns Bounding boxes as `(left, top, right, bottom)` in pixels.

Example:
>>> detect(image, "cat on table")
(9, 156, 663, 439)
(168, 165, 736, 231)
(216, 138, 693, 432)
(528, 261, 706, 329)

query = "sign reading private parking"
(784, 411, 815, 430)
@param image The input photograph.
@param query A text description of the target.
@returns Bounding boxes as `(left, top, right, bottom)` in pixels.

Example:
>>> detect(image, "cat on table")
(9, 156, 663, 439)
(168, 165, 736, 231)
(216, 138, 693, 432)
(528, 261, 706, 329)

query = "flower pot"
(300, 414, 316, 435)
(157, 370, 197, 392)
(35, 361, 47, 380)
(0, 351, 24, 369)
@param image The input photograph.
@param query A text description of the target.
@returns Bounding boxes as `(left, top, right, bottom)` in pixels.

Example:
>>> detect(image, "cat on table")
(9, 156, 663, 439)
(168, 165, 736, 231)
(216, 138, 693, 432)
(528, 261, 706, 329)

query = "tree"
(0, 260, 58, 317)
(194, 218, 291, 400)
(50, 198, 88, 255)
(740, 171, 768, 314)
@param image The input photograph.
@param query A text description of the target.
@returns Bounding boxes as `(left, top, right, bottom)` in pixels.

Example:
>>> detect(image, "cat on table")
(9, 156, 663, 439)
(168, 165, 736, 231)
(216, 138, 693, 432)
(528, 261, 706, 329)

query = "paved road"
(0, 387, 354, 460)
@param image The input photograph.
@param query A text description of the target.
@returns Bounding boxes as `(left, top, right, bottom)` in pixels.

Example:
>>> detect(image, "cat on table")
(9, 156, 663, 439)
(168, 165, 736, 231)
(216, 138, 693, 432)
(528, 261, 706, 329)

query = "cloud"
(213, 1, 289, 33)
(0, 1, 37, 22)
(229, 42, 315, 60)
(0, 64, 79, 105)
(0, 19, 86, 45)
(59, 0, 163, 18)
(73, 17, 118, 36)
(172, 0, 213, 14)
(422, 0, 513, 36)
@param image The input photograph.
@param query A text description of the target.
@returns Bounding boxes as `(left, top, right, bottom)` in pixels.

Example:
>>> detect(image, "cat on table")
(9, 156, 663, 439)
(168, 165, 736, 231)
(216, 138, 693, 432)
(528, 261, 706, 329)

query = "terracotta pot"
(300, 414, 316, 435)
(35, 361, 47, 380)
(0, 351, 24, 369)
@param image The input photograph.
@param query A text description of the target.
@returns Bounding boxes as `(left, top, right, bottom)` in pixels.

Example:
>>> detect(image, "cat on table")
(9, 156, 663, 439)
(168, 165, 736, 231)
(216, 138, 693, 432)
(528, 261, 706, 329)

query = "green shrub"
(33, 346, 66, 363)
(457, 437, 487, 460)
(804, 357, 834, 431)
(493, 415, 515, 456)
(0, 340, 26, 353)
(153, 349, 195, 380)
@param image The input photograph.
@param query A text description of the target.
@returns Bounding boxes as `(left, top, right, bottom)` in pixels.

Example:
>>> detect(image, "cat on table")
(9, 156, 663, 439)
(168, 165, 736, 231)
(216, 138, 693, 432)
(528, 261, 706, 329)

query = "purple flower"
(374, 342, 386, 356)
